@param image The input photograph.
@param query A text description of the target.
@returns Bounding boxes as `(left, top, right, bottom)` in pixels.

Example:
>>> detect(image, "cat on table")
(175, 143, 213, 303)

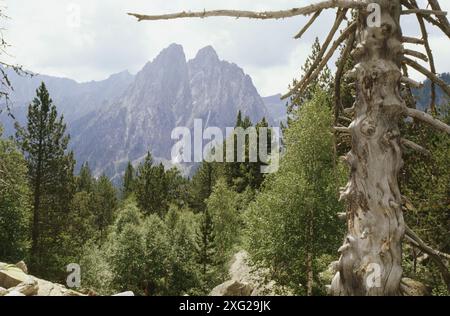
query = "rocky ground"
(0, 261, 134, 296)
(210, 250, 292, 296)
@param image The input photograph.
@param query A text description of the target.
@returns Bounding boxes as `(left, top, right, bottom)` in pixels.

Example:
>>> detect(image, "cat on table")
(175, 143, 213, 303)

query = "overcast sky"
(3, 0, 450, 96)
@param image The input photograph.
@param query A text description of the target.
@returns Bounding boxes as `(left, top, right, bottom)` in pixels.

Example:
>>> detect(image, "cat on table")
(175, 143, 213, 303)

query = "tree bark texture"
(331, 0, 406, 296)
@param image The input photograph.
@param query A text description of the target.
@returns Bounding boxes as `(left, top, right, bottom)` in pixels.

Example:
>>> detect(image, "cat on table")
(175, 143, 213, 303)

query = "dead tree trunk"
(331, 0, 406, 296)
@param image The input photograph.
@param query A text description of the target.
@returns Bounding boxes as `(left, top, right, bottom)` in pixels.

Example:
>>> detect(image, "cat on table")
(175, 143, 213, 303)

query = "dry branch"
(403, 49, 428, 62)
(405, 225, 450, 291)
(128, 0, 366, 21)
(406, 107, 450, 134)
(428, 0, 450, 36)
(283, 21, 357, 99)
(400, 138, 430, 155)
(294, 10, 322, 39)
(402, 9, 447, 16)
(410, 0, 437, 112)
(402, 36, 425, 45)
(401, 0, 450, 38)
(403, 57, 450, 97)
(401, 76, 423, 88)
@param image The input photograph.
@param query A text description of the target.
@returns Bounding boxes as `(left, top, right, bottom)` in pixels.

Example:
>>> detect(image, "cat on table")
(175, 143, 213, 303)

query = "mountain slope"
(70, 44, 270, 180)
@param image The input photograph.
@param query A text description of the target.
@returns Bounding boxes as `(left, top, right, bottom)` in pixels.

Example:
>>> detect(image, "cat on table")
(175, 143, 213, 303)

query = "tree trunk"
(331, 0, 406, 296)
(306, 251, 314, 296)
(30, 139, 43, 272)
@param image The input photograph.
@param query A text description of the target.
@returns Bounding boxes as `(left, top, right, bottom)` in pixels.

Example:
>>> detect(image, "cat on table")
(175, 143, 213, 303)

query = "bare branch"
(403, 56, 450, 98)
(128, 0, 366, 21)
(283, 21, 357, 99)
(406, 107, 450, 134)
(294, 10, 322, 39)
(402, 36, 425, 45)
(403, 49, 428, 62)
(333, 126, 350, 133)
(402, 9, 447, 16)
(410, 0, 437, 113)
(289, 9, 348, 99)
(427, 0, 450, 35)
(402, 0, 450, 38)
(400, 138, 430, 155)
(401, 76, 423, 89)
(405, 225, 450, 291)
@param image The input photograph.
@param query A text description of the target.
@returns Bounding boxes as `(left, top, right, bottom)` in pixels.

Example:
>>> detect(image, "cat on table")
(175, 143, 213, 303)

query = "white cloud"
(3, 0, 450, 96)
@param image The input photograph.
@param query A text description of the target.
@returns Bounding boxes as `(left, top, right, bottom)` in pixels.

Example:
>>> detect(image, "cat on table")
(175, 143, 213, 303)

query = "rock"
(0, 287, 7, 296)
(4, 290, 26, 296)
(34, 277, 85, 296)
(15, 261, 28, 274)
(7, 279, 39, 296)
(210, 280, 253, 296)
(400, 278, 431, 296)
(0, 265, 32, 289)
(210, 250, 292, 296)
(112, 291, 135, 296)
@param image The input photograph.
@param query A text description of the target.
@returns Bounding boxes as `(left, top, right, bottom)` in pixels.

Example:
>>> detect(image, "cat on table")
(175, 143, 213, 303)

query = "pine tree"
(92, 175, 118, 240)
(122, 161, 135, 199)
(15, 82, 75, 276)
(196, 209, 216, 278)
(190, 162, 219, 212)
(77, 162, 93, 193)
(135, 152, 168, 216)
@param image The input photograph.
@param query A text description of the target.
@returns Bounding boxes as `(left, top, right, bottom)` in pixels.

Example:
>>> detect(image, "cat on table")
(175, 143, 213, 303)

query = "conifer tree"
(122, 161, 135, 199)
(15, 82, 75, 276)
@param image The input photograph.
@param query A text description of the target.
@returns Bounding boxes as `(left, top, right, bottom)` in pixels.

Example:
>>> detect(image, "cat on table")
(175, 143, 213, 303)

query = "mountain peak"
(194, 45, 219, 62)
(153, 43, 186, 63)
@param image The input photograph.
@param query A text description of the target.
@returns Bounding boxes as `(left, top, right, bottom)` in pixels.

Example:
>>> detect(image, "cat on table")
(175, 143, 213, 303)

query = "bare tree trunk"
(331, 0, 406, 296)
(306, 251, 314, 296)
(306, 210, 314, 296)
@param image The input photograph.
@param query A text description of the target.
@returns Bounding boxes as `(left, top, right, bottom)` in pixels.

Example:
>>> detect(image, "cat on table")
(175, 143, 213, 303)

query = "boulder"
(210, 280, 253, 296)
(15, 261, 28, 274)
(112, 291, 135, 296)
(4, 290, 26, 296)
(7, 279, 39, 296)
(0, 265, 33, 289)
(210, 250, 292, 296)
(0, 287, 7, 296)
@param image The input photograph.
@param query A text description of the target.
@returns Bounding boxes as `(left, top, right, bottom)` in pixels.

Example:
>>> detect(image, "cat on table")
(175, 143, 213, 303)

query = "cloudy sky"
(3, 0, 450, 96)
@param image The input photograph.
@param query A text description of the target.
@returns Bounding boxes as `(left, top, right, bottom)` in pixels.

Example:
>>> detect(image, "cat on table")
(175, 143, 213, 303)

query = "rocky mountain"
(262, 94, 288, 125)
(1, 44, 271, 181)
(0, 68, 134, 135)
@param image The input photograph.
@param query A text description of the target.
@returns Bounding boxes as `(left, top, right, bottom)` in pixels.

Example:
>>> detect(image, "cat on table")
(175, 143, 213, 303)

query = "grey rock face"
(1, 44, 270, 181)
(71, 44, 270, 180)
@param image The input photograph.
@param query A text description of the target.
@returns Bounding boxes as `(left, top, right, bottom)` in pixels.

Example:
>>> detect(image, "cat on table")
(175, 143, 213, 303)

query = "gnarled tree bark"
(331, 0, 406, 296)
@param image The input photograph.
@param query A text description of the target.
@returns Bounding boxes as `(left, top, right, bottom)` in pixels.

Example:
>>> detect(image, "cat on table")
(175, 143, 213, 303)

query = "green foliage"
(245, 89, 346, 295)
(206, 178, 242, 263)
(122, 161, 135, 199)
(15, 82, 76, 279)
(91, 175, 118, 240)
(0, 126, 31, 262)
(135, 152, 168, 216)
(400, 105, 450, 294)
(76, 162, 93, 193)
